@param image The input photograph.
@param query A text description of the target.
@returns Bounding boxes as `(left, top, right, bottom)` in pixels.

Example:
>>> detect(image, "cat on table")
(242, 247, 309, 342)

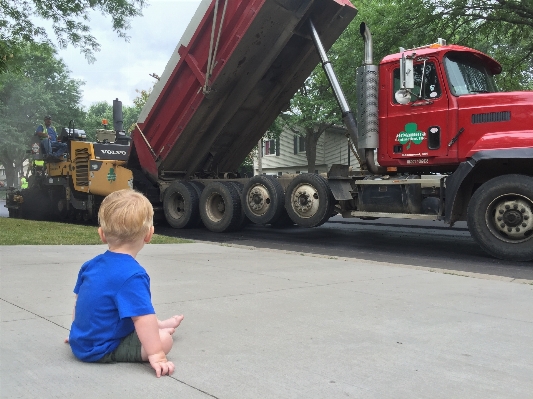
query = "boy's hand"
(148, 352, 175, 377)
(64, 337, 69, 343)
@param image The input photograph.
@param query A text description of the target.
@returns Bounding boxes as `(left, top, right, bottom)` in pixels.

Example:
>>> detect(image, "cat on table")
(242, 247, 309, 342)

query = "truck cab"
(377, 44, 533, 172)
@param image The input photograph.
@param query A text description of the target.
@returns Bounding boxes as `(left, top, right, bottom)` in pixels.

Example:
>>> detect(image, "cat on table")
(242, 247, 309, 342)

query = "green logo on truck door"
(397, 123, 425, 150)
(107, 168, 116, 182)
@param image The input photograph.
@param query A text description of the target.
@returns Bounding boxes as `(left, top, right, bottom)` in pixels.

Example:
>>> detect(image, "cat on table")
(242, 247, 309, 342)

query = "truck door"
(385, 58, 452, 166)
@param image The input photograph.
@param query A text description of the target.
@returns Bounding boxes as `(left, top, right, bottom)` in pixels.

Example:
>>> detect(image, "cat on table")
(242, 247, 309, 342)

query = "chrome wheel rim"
(486, 193, 533, 243)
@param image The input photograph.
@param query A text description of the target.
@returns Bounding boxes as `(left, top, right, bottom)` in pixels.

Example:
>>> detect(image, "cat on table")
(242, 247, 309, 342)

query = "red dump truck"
(7, 0, 533, 261)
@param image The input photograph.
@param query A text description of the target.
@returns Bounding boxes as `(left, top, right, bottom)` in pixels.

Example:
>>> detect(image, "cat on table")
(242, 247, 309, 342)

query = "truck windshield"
(444, 52, 498, 96)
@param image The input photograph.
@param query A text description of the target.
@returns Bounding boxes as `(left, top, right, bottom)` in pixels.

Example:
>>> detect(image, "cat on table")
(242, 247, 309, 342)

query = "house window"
(293, 135, 306, 154)
(264, 138, 280, 156)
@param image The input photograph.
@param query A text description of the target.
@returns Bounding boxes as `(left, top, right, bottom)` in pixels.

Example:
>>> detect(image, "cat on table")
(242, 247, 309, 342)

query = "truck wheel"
(270, 209, 295, 228)
(242, 175, 285, 225)
(200, 182, 242, 232)
(228, 182, 250, 229)
(189, 181, 205, 227)
(316, 174, 337, 216)
(285, 173, 334, 228)
(189, 181, 205, 198)
(163, 181, 201, 229)
(467, 174, 533, 261)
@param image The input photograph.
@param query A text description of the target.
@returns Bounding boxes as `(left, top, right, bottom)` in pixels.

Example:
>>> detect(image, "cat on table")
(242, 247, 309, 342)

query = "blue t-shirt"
(69, 251, 155, 362)
(36, 125, 58, 142)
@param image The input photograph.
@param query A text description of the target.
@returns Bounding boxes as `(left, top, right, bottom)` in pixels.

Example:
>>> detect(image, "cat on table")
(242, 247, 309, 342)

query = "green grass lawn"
(0, 218, 192, 245)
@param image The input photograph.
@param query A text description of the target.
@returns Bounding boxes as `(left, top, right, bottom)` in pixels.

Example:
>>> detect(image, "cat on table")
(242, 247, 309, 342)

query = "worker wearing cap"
(35, 115, 67, 158)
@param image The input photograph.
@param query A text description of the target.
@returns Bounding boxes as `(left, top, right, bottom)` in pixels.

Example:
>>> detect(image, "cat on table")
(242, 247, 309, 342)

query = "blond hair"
(98, 189, 153, 245)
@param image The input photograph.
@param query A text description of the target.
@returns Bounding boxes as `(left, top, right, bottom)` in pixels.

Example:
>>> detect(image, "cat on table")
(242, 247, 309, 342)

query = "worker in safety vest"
(35, 115, 67, 158)
(20, 176, 28, 189)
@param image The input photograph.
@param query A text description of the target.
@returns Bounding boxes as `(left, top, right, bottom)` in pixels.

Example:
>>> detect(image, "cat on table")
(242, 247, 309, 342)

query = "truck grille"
(75, 148, 90, 186)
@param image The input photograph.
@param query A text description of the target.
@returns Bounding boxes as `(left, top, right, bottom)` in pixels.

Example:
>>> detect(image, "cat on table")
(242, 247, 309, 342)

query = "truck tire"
(270, 209, 295, 228)
(467, 174, 533, 261)
(188, 180, 205, 227)
(189, 181, 205, 198)
(200, 182, 242, 233)
(242, 175, 285, 225)
(316, 174, 337, 216)
(163, 181, 201, 229)
(228, 182, 250, 229)
(284, 173, 334, 228)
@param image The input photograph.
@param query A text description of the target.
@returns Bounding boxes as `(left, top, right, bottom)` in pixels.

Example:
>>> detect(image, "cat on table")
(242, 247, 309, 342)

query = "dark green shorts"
(97, 331, 143, 363)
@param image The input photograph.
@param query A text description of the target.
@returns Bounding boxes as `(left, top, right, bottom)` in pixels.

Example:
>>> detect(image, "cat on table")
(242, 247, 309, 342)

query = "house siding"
(254, 125, 358, 175)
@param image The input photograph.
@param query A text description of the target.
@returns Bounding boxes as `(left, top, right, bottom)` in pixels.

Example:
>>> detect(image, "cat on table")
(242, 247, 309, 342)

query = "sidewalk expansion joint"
(141, 364, 220, 398)
(0, 297, 69, 331)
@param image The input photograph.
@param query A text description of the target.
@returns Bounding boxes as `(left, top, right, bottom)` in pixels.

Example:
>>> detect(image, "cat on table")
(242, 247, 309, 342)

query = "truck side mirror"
(399, 49, 415, 90)
(395, 48, 415, 105)
(395, 89, 411, 105)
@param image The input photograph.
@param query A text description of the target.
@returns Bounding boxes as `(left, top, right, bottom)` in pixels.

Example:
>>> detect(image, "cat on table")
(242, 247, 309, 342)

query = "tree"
(423, 0, 533, 90)
(80, 88, 152, 141)
(81, 101, 113, 142)
(0, 0, 146, 72)
(0, 42, 83, 187)
(283, 71, 340, 173)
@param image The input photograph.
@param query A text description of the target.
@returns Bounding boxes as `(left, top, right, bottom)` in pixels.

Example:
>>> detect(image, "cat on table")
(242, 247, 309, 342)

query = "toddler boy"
(67, 189, 183, 377)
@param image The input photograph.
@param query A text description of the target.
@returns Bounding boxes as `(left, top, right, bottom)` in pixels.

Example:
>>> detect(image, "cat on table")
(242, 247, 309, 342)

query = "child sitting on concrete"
(66, 189, 184, 377)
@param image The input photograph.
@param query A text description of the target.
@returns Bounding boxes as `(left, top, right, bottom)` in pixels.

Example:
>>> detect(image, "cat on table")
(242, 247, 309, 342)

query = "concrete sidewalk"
(1, 243, 532, 398)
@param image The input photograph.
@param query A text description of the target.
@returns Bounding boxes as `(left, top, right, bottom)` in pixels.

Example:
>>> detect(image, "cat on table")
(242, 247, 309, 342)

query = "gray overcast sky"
(55, 0, 201, 109)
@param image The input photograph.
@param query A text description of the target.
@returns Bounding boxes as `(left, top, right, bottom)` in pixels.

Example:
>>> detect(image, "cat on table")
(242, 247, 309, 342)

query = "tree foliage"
(0, 0, 146, 72)
(425, 0, 533, 90)
(0, 42, 83, 187)
(80, 88, 150, 141)
(283, 69, 341, 173)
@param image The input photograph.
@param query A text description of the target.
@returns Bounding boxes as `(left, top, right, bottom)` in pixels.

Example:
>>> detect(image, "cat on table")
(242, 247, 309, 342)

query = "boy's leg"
(97, 331, 144, 363)
(140, 329, 174, 361)
(158, 315, 184, 330)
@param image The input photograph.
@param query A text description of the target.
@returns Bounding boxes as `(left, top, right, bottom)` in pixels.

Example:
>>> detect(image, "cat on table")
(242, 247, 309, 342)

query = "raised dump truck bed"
(131, 0, 357, 181)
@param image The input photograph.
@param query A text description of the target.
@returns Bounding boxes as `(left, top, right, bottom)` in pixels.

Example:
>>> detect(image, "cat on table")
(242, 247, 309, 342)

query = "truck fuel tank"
(356, 175, 422, 214)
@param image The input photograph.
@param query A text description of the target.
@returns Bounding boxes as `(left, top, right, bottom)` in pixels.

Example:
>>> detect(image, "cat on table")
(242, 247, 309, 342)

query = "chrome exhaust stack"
(357, 23, 385, 174)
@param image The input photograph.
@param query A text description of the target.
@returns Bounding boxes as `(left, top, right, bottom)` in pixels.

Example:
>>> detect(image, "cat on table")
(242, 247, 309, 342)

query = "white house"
(254, 125, 359, 176)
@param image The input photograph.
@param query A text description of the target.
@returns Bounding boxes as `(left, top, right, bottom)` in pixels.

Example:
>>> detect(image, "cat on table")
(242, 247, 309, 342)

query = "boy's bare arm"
(132, 314, 175, 377)
(64, 295, 77, 343)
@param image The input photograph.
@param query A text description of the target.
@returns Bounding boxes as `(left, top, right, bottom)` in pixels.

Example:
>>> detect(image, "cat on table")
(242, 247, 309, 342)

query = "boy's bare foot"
(158, 315, 184, 330)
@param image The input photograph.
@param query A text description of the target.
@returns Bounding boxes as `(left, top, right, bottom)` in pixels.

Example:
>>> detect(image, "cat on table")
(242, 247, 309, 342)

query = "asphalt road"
(155, 215, 533, 281)
(2, 200, 531, 280)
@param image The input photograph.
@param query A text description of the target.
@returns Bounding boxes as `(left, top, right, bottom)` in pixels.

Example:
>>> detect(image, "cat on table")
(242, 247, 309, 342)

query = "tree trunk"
(305, 124, 331, 173)
(4, 162, 17, 188)
(305, 131, 318, 173)
(15, 158, 24, 183)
